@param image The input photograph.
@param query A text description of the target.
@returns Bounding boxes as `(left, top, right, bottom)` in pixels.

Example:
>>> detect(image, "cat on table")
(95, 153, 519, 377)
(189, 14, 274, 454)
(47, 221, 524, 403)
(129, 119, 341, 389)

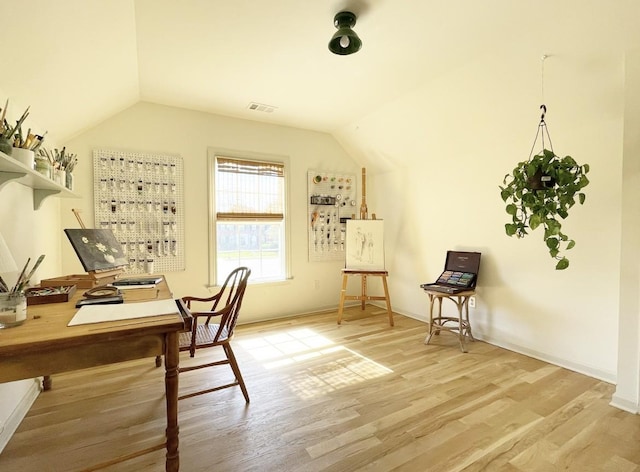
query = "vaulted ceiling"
(1, 1, 639, 142)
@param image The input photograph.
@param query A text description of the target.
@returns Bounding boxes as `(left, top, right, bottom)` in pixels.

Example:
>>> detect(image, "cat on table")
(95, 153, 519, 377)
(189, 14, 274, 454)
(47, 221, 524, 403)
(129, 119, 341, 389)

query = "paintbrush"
(0, 99, 7, 128)
(16, 254, 45, 293)
(0, 275, 8, 292)
(10, 257, 30, 294)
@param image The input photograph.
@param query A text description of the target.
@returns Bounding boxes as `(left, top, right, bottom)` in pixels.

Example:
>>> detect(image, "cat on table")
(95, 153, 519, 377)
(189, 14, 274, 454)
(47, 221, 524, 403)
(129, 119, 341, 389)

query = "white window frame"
(208, 148, 291, 286)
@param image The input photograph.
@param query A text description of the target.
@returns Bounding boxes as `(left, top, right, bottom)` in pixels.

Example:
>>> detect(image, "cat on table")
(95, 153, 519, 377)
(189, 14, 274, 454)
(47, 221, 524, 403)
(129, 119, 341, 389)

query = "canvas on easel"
(345, 219, 385, 270)
(41, 229, 127, 289)
(64, 229, 128, 272)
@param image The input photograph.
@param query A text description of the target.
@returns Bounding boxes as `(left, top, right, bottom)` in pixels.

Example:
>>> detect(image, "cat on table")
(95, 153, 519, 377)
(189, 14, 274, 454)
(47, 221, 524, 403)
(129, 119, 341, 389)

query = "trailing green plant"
(500, 148, 590, 270)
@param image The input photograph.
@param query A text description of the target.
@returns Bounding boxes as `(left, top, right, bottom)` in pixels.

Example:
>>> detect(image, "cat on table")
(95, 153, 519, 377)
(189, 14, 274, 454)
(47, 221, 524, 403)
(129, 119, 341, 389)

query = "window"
(211, 153, 289, 285)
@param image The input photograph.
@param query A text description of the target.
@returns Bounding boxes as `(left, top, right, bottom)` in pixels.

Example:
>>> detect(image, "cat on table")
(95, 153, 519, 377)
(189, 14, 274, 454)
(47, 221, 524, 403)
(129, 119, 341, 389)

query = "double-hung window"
(212, 154, 288, 285)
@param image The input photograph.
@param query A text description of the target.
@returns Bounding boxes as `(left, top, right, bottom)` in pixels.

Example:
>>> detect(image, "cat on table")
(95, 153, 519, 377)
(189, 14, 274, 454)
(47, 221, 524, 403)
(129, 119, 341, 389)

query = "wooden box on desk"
(40, 269, 123, 290)
(25, 285, 77, 305)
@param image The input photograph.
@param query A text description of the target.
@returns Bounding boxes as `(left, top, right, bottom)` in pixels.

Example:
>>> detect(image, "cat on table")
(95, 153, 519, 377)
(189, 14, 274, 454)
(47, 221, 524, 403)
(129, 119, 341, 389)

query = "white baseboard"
(377, 303, 618, 384)
(0, 378, 41, 453)
(610, 393, 640, 414)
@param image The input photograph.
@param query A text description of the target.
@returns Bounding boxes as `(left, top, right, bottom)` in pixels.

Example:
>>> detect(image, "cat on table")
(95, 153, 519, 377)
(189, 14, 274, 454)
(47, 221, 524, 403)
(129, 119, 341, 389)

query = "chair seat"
(179, 324, 230, 350)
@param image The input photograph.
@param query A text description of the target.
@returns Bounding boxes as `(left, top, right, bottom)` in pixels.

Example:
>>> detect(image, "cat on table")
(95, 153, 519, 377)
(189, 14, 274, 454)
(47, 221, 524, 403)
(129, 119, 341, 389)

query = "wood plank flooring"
(1, 306, 638, 471)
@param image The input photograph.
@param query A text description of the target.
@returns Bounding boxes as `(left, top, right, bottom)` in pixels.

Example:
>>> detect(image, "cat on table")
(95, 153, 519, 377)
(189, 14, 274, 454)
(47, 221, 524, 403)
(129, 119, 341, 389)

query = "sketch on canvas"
(345, 220, 385, 270)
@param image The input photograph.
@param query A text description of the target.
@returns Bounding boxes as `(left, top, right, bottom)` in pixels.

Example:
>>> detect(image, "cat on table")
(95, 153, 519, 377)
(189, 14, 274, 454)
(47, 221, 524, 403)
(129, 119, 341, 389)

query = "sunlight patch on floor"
(239, 328, 393, 399)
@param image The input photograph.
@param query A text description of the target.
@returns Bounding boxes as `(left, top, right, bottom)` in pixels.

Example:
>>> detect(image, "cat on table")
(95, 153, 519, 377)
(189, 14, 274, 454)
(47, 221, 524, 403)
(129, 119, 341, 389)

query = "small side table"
(337, 269, 394, 326)
(422, 289, 475, 352)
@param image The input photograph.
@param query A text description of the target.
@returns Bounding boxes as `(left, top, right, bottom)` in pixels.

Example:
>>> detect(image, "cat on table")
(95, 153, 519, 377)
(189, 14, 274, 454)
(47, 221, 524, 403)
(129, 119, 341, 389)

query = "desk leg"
(165, 331, 180, 472)
(42, 375, 52, 391)
(337, 274, 348, 324)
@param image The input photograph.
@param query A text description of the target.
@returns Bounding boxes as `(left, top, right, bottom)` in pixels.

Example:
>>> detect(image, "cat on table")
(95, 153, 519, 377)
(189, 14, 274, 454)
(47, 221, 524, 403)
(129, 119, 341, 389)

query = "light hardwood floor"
(1, 306, 639, 471)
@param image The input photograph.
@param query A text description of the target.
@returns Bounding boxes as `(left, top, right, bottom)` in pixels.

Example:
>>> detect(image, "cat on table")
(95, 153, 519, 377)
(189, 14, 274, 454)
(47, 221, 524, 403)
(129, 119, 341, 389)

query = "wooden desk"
(0, 278, 186, 472)
(422, 289, 475, 352)
(337, 269, 394, 326)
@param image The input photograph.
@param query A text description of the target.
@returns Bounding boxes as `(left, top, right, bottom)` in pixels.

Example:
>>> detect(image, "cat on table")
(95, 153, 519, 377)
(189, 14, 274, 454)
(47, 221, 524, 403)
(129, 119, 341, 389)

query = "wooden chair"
(178, 267, 251, 402)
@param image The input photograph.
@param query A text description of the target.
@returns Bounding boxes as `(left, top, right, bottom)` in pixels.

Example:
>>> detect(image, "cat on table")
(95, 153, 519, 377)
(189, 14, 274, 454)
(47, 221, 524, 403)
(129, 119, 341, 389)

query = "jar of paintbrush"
(0, 292, 27, 328)
(0, 254, 45, 328)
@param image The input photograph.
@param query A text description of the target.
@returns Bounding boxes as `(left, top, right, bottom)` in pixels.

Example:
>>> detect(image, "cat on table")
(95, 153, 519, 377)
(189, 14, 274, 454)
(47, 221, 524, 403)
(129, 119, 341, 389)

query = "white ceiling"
(1, 0, 640, 142)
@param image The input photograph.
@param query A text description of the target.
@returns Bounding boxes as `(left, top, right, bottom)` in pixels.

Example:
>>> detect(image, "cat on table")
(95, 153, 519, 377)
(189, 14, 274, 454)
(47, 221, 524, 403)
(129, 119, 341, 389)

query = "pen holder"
(0, 292, 27, 328)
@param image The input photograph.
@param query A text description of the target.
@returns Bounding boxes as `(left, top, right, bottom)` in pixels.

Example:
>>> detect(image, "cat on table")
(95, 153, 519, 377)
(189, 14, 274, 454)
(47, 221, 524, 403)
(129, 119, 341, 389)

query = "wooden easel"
(337, 168, 394, 326)
(40, 209, 124, 289)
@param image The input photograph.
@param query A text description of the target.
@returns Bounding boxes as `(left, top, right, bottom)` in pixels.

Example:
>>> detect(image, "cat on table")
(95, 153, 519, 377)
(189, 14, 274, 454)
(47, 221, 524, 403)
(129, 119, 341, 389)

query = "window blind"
(215, 156, 284, 220)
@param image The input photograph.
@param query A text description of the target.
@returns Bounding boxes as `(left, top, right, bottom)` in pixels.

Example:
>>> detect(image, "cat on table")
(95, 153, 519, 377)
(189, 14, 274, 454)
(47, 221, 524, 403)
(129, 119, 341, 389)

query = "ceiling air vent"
(247, 102, 277, 113)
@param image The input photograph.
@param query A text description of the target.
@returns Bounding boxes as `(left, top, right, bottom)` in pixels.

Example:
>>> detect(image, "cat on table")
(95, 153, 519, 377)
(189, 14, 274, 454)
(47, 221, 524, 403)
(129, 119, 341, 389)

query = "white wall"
(612, 50, 640, 413)
(0, 88, 67, 450)
(335, 51, 626, 382)
(62, 102, 360, 322)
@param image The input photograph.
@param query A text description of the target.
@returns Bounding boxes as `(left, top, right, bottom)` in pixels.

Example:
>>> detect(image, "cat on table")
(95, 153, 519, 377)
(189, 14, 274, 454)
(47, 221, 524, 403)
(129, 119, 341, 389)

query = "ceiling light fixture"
(328, 11, 362, 55)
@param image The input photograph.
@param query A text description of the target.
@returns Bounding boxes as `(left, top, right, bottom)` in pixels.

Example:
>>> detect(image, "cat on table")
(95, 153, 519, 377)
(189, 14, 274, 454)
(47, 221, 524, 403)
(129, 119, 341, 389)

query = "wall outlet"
(468, 296, 476, 308)
(314, 279, 320, 290)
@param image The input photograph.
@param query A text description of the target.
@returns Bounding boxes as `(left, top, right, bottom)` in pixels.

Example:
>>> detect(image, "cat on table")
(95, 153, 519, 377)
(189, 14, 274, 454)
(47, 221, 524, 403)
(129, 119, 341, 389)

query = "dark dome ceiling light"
(328, 11, 362, 55)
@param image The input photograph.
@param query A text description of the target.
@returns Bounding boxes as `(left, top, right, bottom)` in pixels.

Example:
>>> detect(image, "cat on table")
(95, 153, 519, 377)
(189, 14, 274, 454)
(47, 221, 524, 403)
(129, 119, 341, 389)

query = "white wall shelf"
(0, 151, 79, 210)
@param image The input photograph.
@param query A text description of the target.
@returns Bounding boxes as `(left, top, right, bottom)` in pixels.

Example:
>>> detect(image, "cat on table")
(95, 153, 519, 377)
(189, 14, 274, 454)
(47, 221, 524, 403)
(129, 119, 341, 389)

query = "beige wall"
(0, 87, 68, 449)
(1, 46, 639, 446)
(62, 102, 359, 322)
(612, 50, 640, 412)
(336, 51, 627, 384)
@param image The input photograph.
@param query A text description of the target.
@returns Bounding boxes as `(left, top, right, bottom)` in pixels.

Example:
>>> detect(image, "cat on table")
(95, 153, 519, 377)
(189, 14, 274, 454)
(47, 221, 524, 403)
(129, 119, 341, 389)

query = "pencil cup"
(35, 157, 51, 178)
(53, 169, 66, 187)
(65, 172, 74, 191)
(11, 148, 35, 169)
(0, 292, 27, 328)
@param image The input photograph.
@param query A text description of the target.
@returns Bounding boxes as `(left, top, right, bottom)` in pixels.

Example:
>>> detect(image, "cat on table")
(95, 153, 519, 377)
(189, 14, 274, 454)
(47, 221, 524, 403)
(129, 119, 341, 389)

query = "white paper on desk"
(68, 299, 179, 326)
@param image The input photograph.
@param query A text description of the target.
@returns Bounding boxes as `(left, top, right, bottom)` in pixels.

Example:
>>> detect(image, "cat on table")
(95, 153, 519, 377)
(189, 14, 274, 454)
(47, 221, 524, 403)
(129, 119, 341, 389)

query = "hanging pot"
(527, 169, 555, 190)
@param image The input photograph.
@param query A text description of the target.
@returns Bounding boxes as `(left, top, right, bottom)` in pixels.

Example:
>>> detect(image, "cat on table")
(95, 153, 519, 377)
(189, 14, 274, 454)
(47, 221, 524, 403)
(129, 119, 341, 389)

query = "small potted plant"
(500, 148, 590, 270)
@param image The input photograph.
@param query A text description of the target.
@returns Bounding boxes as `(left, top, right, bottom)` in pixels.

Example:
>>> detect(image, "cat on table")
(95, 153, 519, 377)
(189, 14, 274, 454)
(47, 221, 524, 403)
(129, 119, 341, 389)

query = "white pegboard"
(93, 149, 185, 274)
(308, 169, 357, 262)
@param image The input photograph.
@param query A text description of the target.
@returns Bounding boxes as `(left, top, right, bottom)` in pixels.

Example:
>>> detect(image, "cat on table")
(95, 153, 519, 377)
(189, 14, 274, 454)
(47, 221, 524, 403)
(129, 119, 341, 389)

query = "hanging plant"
(499, 106, 590, 270)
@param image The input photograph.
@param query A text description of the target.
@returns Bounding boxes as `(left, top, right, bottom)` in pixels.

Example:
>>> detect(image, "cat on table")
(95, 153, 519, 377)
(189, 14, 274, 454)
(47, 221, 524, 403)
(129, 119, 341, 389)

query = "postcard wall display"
(93, 149, 185, 274)
(307, 170, 357, 262)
